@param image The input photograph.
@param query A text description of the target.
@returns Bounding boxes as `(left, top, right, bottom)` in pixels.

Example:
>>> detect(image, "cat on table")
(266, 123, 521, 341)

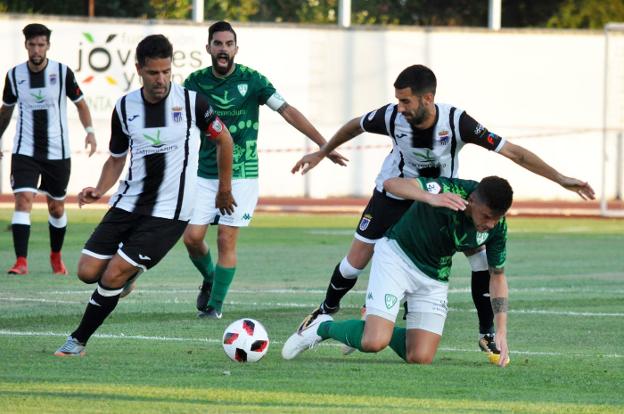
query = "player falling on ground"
(283, 176, 513, 367)
(292, 64, 594, 358)
(182, 21, 347, 319)
(0, 23, 97, 275)
(54, 34, 234, 356)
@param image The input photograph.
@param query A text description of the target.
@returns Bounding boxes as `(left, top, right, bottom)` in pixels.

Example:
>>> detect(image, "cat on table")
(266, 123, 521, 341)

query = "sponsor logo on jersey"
(486, 133, 498, 146)
(385, 294, 398, 309)
(242, 213, 252, 220)
(172, 106, 183, 123)
(210, 90, 236, 109)
(426, 182, 442, 194)
(49, 73, 57, 85)
(237, 83, 248, 97)
(30, 89, 45, 103)
(17, 79, 26, 85)
(143, 129, 164, 147)
(359, 215, 372, 231)
(138, 254, 152, 261)
(367, 292, 373, 300)
(367, 109, 378, 121)
(476, 231, 489, 244)
(128, 114, 140, 122)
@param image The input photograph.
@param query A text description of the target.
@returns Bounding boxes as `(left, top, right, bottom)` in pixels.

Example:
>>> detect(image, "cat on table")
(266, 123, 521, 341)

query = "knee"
(216, 232, 235, 250)
(405, 350, 434, 365)
(77, 261, 100, 284)
(183, 230, 199, 248)
(360, 336, 389, 353)
(48, 204, 64, 218)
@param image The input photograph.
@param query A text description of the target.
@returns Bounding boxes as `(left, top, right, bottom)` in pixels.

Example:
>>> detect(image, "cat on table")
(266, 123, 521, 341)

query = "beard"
(211, 53, 234, 76)
(29, 56, 45, 66)
(407, 105, 428, 127)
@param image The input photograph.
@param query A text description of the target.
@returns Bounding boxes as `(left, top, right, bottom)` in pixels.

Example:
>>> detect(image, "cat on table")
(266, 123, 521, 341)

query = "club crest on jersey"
(237, 84, 248, 97)
(172, 106, 183, 123)
(359, 215, 372, 231)
(476, 231, 489, 244)
(49, 73, 57, 85)
(436, 129, 450, 145)
(426, 182, 442, 194)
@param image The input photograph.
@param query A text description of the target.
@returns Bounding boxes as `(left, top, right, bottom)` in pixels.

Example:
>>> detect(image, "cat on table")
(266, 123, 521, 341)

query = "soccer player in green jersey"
(282, 175, 513, 367)
(183, 21, 347, 318)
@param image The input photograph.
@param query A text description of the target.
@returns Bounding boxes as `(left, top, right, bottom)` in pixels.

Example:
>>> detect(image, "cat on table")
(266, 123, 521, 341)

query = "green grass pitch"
(1, 208, 623, 413)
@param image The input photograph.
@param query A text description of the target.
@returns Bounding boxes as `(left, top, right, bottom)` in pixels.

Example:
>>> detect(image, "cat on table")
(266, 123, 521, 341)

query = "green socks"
(318, 320, 366, 351)
(318, 320, 408, 361)
(190, 252, 215, 284)
(208, 265, 236, 312)
(388, 327, 407, 361)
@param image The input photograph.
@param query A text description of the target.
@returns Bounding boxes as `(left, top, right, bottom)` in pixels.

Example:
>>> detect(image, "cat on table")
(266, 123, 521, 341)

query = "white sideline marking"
(1, 296, 622, 317)
(0, 329, 621, 359)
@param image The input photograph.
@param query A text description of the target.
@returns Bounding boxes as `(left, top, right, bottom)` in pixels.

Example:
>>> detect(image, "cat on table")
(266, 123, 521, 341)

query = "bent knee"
(76, 264, 100, 283)
(405, 351, 435, 365)
(360, 337, 389, 353)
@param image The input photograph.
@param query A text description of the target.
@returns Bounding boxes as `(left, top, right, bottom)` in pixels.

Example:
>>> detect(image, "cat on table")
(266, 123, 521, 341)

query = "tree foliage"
(1, 0, 623, 28)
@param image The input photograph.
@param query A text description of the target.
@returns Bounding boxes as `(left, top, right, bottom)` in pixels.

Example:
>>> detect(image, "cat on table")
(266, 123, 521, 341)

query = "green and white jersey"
(184, 64, 278, 179)
(386, 177, 507, 282)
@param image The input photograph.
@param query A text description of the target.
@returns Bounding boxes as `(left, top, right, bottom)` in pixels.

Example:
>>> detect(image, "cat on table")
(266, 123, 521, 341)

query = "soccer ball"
(222, 318, 270, 362)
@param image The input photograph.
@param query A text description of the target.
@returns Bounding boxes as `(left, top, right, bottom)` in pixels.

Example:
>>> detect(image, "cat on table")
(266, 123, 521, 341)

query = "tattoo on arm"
(491, 297, 508, 314)
(276, 102, 289, 114)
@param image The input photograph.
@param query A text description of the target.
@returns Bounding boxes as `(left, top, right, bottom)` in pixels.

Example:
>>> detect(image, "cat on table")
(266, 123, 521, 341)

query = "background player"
(183, 21, 347, 319)
(0, 23, 97, 275)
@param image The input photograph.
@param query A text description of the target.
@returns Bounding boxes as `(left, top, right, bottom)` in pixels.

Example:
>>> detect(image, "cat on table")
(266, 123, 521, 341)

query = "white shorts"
(189, 178, 258, 227)
(365, 237, 449, 335)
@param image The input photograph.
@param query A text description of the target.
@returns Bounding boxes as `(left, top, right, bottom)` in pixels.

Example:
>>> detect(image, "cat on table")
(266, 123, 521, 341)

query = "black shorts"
(355, 188, 413, 242)
(10, 154, 71, 199)
(83, 208, 188, 270)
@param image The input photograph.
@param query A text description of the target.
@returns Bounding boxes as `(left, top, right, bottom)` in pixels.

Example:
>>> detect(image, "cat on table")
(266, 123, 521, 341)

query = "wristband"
(85, 126, 95, 134)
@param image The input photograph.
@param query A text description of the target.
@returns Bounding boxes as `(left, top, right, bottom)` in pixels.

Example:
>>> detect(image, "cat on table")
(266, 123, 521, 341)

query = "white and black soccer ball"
(222, 318, 270, 363)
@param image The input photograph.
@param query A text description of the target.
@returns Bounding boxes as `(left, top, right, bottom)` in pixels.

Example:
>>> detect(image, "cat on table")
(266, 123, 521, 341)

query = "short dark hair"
(393, 64, 437, 96)
(209, 21, 237, 44)
(23, 23, 51, 42)
(135, 34, 173, 67)
(474, 176, 514, 216)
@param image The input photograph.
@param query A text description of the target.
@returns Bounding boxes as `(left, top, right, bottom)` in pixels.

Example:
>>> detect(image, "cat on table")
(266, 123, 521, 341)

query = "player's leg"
(283, 237, 405, 360)
(301, 190, 413, 329)
(7, 154, 39, 274)
(389, 254, 449, 364)
(183, 223, 214, 311)
(465, 248, 498, 354)
(41, 157, 71, 275)
(199, 178, 258, 318)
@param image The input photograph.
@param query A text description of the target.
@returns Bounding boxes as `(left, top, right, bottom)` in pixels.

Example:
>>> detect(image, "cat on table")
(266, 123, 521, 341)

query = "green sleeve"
(485, 219, 507, 269)
(255, 71, 277, 105)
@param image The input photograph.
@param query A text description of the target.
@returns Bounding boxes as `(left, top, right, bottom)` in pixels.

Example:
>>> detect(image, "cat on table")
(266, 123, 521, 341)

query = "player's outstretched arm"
(498, 141, 595, 200)
(78, 155, 126, 207)
(278, 103, 348, 167)
(291, 117, 361, 174)
(489, 267, 509, 367)
(75, 99, 97, 157)
(213, 127, 236, 216)
(383, 178, 468, 211)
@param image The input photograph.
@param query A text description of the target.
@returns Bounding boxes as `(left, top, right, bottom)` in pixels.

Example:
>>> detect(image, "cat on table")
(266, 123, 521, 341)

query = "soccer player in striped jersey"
(182, 21, 347, 319)
(283, 176, 513, 366)
(0, 23, 97, 275)
(54, 34, 235, 357)
(292, 64, 595, 358)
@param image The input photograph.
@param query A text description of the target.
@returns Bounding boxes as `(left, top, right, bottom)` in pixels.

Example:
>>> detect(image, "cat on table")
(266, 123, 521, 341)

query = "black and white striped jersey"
(108, 83, 222, 221)
(2, 60, 84, 160)
(360, 103, 506, 199)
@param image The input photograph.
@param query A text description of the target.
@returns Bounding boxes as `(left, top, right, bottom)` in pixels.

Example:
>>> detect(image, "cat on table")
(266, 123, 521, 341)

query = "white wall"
(0, 16, 617, 200)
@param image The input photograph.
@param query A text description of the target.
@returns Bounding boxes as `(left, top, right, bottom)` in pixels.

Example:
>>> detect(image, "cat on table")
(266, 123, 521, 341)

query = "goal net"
(602, 23, 624, 217)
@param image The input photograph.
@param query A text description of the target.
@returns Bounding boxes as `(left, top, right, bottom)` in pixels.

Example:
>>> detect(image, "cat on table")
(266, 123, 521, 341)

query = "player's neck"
(27, 58, 48, 73)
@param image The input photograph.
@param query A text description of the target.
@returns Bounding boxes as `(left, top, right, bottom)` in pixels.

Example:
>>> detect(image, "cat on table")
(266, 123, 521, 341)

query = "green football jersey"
(386, 177, 508, 282)
(184, 64, 277, 179)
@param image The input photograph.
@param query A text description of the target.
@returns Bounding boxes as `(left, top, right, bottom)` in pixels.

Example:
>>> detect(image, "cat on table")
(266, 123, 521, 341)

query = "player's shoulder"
(185, 67, 213, 83)
(436, 102, 464, 115)
(237, 64, 269, 81)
